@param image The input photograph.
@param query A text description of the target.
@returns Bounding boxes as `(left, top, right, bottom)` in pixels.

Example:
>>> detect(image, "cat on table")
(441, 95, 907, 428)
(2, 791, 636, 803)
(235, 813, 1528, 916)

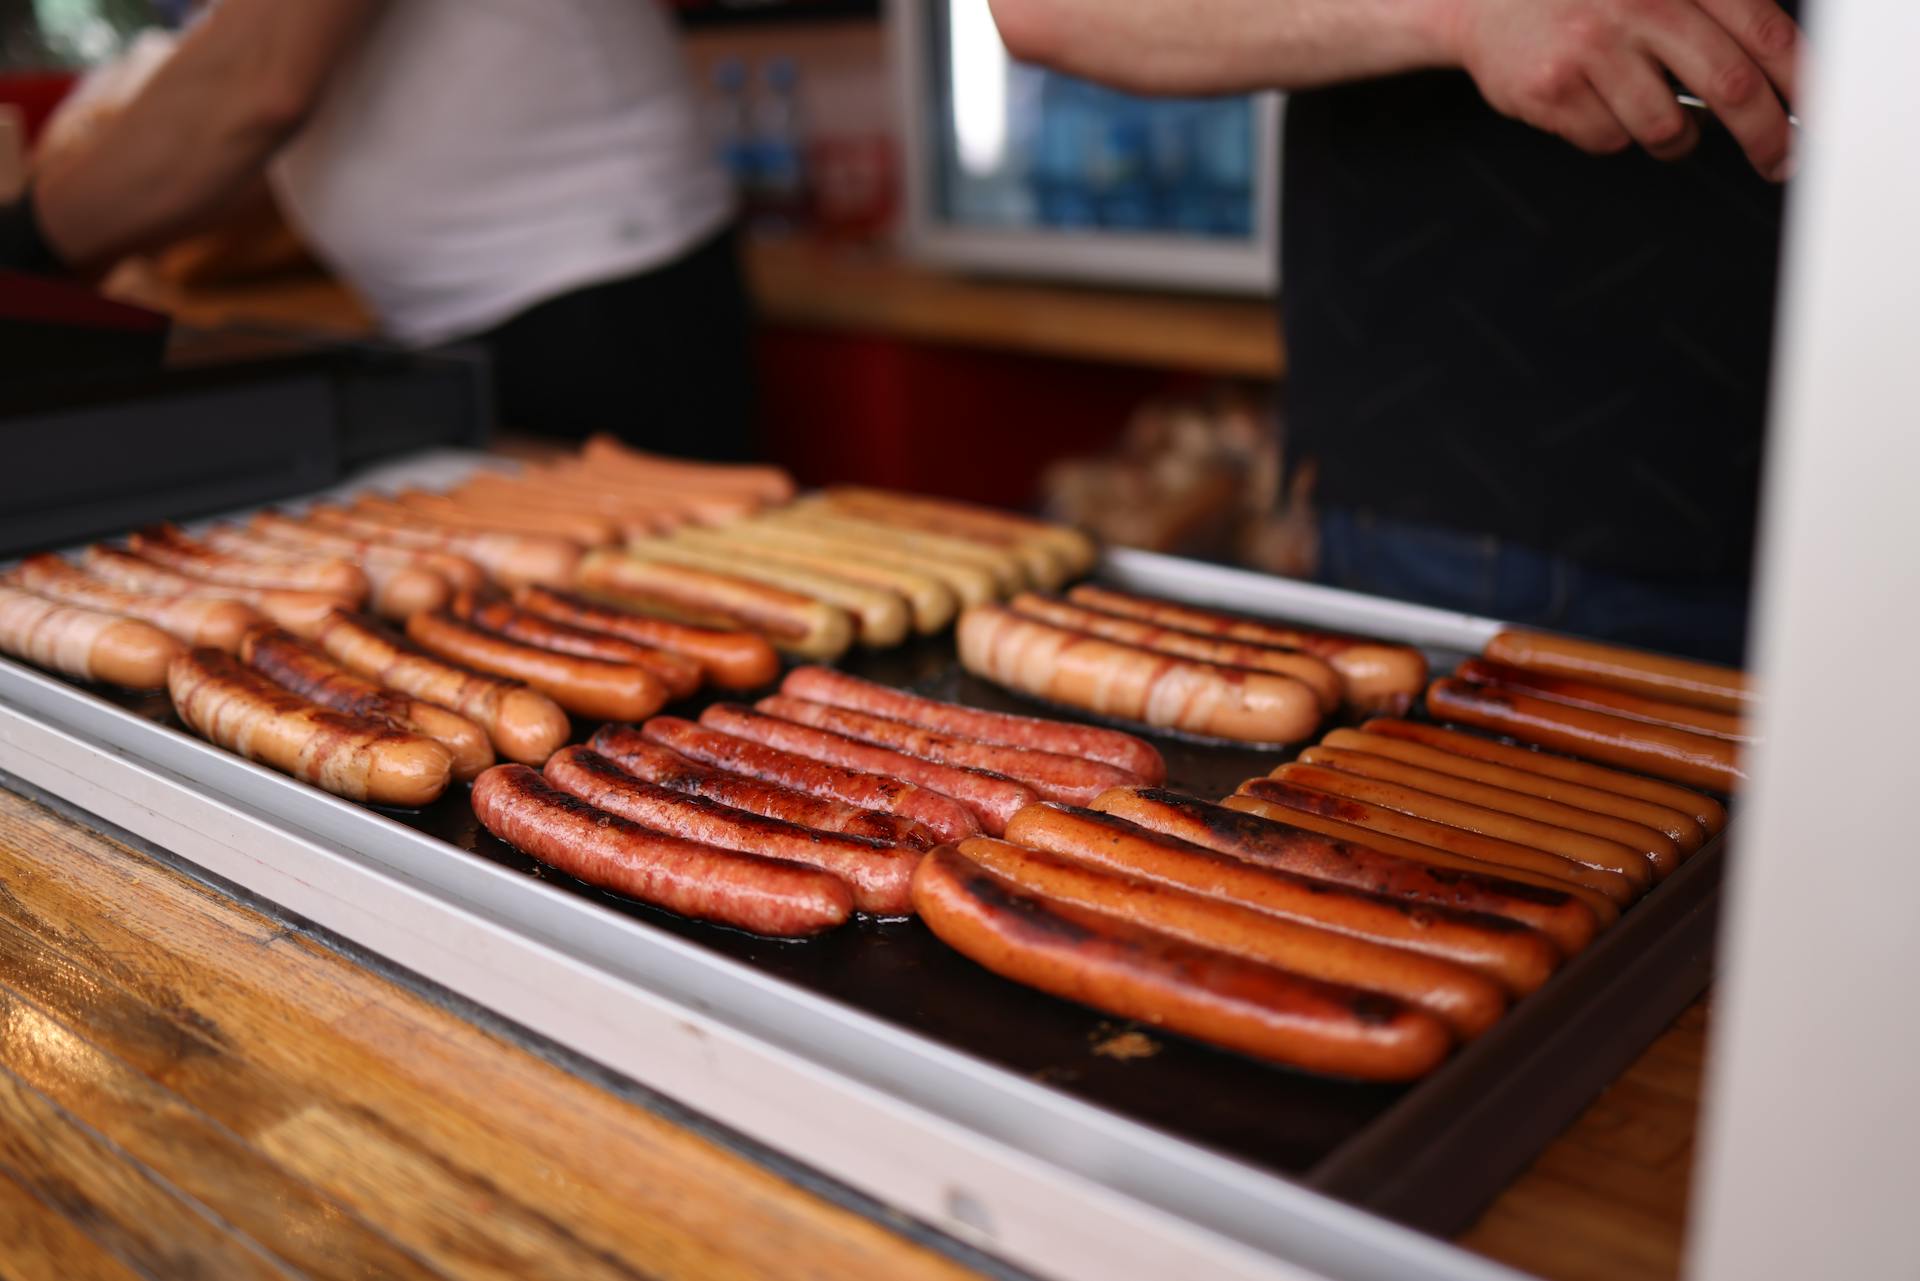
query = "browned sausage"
(1003, 803, 1560, 995)
(306, 504, 579, 588)
(1089, 786, 1599, 957)
(247, 510, 486, 593)
(579, 432, 797, 502)
(472, 764, 850, 936)
(514, 585, 780, 691)
(754, 694, 1142, 805)
(1456, 658, 1749, 741)
(406, 610, 668, 722)
(200, 524, 450, 620)
(129, 524, 368, 599)
(640, 716, 981, 843)
(404, 481, 657, 544)
(543, 746, 916, 914)
(779, 665, 1165, 783)
(0, 582, 181, 688)
(576, 550, 853, 661)
(1484, 628, 1753, 714)
(84, 545, 350, 637)
(387, 489, 622, 545)
(5, 554, 262, 652)
(455, 593, 702, 699)
(912, 846, 1452, 1080)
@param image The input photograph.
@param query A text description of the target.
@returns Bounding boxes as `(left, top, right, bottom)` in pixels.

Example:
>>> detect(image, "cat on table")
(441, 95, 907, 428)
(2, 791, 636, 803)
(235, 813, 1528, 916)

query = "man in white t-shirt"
(3, 0, 752, 459)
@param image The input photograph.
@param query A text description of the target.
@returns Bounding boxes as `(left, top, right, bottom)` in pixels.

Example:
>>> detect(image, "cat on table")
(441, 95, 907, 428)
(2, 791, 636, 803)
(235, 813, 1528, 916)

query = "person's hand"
(1439, 0, 1800, 180)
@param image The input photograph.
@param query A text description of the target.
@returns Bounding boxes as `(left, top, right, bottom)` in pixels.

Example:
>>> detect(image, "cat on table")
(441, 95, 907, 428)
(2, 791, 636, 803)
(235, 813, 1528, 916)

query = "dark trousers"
(474, 224, 757, 461)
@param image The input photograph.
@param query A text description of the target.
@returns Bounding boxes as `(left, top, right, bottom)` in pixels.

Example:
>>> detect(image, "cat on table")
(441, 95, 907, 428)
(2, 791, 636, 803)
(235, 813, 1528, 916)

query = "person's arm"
(31, 0, 385, 270)
(988, 0, 1801, 180)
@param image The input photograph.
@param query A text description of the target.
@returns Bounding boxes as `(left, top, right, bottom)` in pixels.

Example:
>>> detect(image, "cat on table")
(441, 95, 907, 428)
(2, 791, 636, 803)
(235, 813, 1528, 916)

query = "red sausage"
(514, 584, 780, 691)
(455, 593, 703, 699)
(1456, 658, 1750, 741)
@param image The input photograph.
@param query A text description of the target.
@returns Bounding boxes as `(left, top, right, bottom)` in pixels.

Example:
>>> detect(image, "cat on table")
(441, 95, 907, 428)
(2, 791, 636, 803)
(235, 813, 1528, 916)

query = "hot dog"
(913, 846, 1453, 1079)
(1425, 678, 1744, 794)
(312, 611, 569, 766)
(454, 594, 701, 699)
(1089, 786, 1600, 956)
(778, 665, 1166, 784)
(472, 764, 850, 936)
(621, 540, 911, 649)
(578, 433, 797, 503)
(82, 546, 346, 638)
(240, 625, 493, 780)
(544, 746, 916, 914)
(247, 511, 487, 593)
(588, 726, 938, 849)
(405, 479, 659, 543)
(5, 555, 262, 652)
(1459, 655, 1751, 740)
(699, 703, 1037, 835)
(128, 524, 368, 599)
(958, 836, 1505, 1039)
(168, 649, 452, 806)
(1064, 584, 1428, 716)
(576, 550, 853, 661)
(1003, 803, 1560, 995)
(1007, 593, 1343, 714)
(307, 504, 580, 588)
(758, 506, 1029, 595)
(1236, 777, 1636, 906)
(199, 525, 450, 621)
(1297, 744, 1680, 878)
(406, 610, 667, 722)
(640, 716, 982, 843)
(1484, 629, 1753, 714)
(697, 518, 998, 609)
(386, 490, 622, 545)
(821, 487, 1097, 582)
(803, 495, 1066, 592)
(1269, 762, 1655, 892)
(754, 694, 1139, 805)
(516, 463, 763, 525)
(513, 585, 779, 690)
(957, 603, 1324, 745)
(0, 582, 181, 688)
(667, 524, 958, 635)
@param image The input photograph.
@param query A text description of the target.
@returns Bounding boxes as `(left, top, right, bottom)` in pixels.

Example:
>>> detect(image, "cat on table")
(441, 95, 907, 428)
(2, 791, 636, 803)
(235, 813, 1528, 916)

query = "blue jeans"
(1316, 508, 1752, 665)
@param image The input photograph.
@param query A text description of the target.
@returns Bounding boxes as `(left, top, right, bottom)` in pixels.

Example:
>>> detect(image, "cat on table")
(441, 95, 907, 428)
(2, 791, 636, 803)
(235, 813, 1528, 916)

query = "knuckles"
(1710, 58, 1763, 107)
(1751, 9, 1797, 56)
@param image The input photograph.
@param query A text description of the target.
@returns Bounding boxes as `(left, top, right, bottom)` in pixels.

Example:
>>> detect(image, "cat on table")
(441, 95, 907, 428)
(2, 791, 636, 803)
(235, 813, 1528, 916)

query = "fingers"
(1649, 3, 1795, 180)
(1586, 49, 1702, 162)
(1696, 0, 1802, 106)
(1550, 79, 1636, 157)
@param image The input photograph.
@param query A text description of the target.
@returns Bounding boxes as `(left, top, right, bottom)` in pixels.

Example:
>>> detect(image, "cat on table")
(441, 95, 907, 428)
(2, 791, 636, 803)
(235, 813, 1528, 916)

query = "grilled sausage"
(912, 846, 1451, 1080)
(578, 432, 797, 502)
(472, 764, 850, 936)
(1089, 786, 1599, 956)
(0, 582, 181, 688)
(240, 625, 492, 780)
(247, 511, 486, 593)
(621, 540, 911, 649)
(406, 479, 659, 543)
(1484, 629, 1753, 714)
(779, 665, 1166, 783)
(640, 716, 981, 842)
(822, 487, 1097, 582)
(1426, 678, 1744, 794)
(1064, 584, 1428, 716)
(307, 504, 580, 588)
(128, 524, 367, 599)
(957, 603, 1324, 745)
(312, 611, 569, 766)
(589, 726, 938, 849)
(168, 649, 451, 806)
(544, 746, 916, 914)
(387, 490, 622, 545)
(199, 525, 450, 620)
(5, 555, 262, 652)
(668, 524, 958, 635)
(515, 463, 762, 525)
(959, 836, 1505, 1039)
(755, 694, 1141, 805)
(759, 506, 1028, 594)
(454, 594, 702, 699)
(514, 585, 779, 691)
(699, 703, 1036, 835)
(1003, 803, 1560, 995)
(1455, 658, 1749, 742)
(577, 550, 853, 661)
(406, 610, 667, 722)
(695, 518, 998, 608)
(84, 545, 349, 637)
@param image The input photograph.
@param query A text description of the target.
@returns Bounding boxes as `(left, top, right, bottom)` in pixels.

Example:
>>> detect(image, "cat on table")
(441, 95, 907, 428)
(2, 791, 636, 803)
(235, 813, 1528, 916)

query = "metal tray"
(0, 451, 1722, 1281)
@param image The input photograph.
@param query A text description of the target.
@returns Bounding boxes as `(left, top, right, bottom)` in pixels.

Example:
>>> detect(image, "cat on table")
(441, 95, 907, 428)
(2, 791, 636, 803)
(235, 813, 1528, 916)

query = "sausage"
(1064, 584, 1428, 716)
(760, 506, 1029, 595)
(668, 524, 958, 635)
(128, 524, 368, 599)
(517, 463, 763, 525)
(588, 726, 938, 849)
(1006, 593, 1343, 714)
(1236, 777, 1636, 906)
(472, 765, 850, 936)
(1484, 628, 1753, 715)
(84, 545, 351, 637)
(543, 746, 916, 914)
(621, 540, 911, 649)
(698, 518, 998, 608)
(779, 665, 1166, 783)
(168, 649, 452, 806)
(957, 603, 1324, 745)
(1298, 744, 1680, 878)
(306, 504, 580, 588)
(240, 625, 493, 780)
(386, 490, 622, 545)
(1426, 678, 1744, 794)
(577, 550, 853, 661)
(199, 525, 450, 621)
(1457, 658, 1749, 741)
(1003, 803, 1560, 995)
(247, 510, 487, 593)
(1089, 786, 1599, 957)
(805, 495, 1067, 592)
(407, 479, 659, 543)
(5, 555, 263, 652)
(405, 609, 667, 722)
(821, 487, 1097, 582)
(312, 611, 569, 766)
(513, 585, 779, 690)
(755, 693, 1140, 805)
(1269, 762, 1655, 892)
(0, 582, 181, 688)
(1359, 718, 1728, 835)
(579, 432, 797, 502)
(1321, 728, 1707, 854)
(912, 846, 1451, 1080)
(699, 703, 1037, 835)
(454, 594, 702, 699)
(958, 836, 1505, 1039)
(640, 715, 982, 843)
(446, 471, 687, 533)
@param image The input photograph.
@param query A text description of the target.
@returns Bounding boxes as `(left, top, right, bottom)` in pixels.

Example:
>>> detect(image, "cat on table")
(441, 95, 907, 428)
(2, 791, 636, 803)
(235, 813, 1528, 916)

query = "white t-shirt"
(271, 0, 733, 347)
